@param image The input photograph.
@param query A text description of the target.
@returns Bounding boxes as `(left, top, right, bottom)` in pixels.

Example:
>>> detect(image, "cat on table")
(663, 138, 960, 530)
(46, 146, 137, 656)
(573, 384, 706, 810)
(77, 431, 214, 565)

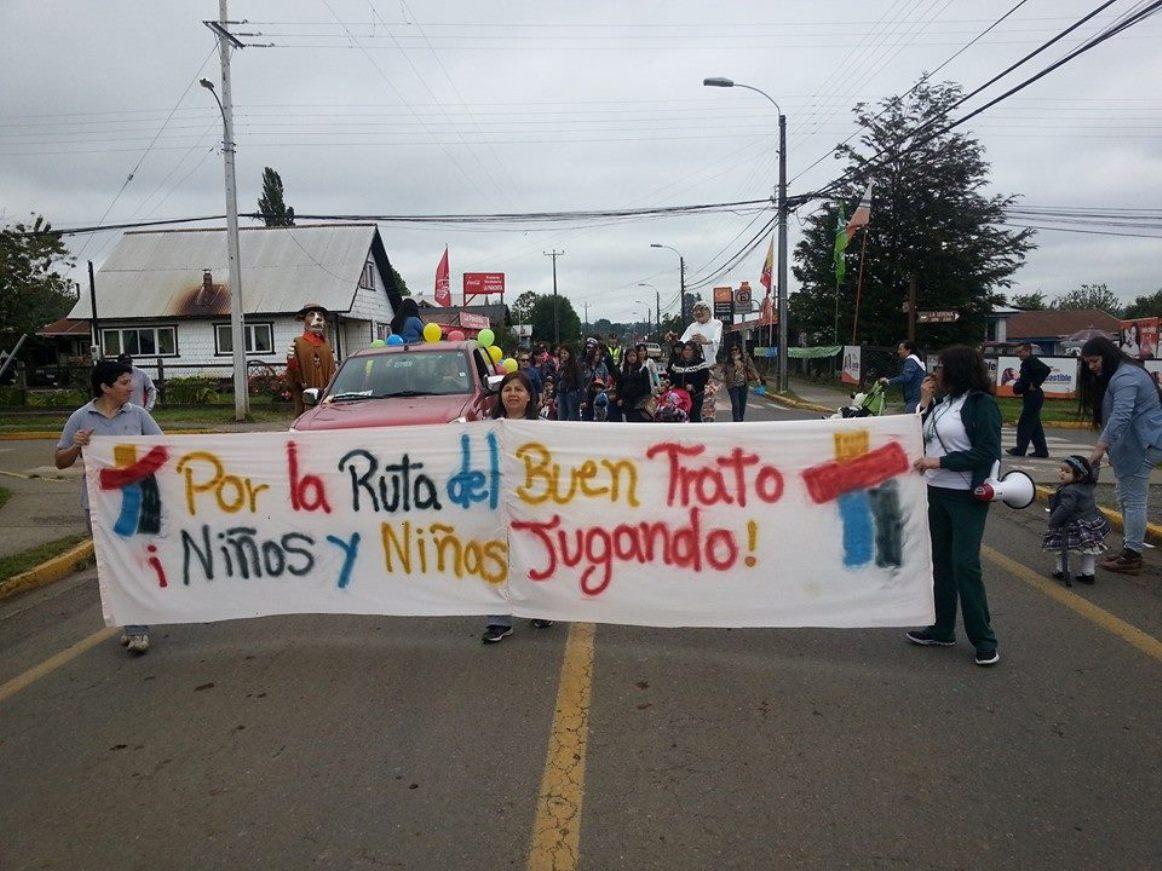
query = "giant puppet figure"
(286, 302, 337, 416)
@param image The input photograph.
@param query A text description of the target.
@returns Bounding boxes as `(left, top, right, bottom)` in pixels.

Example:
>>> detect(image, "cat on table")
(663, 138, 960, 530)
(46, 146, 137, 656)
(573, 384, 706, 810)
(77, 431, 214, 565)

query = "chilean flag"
(434, 246, 451, 307)
(759, 236, 774, 291)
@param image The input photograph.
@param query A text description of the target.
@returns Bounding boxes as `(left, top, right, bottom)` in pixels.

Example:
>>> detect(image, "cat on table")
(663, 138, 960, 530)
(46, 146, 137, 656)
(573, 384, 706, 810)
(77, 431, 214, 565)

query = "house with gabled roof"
(65, 223, 405, 376)
(1005, 309, 1121, 355)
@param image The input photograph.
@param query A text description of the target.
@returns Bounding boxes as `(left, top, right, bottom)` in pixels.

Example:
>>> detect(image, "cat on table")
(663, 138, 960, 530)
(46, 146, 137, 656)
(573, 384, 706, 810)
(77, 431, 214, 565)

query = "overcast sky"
(3, 0, 1161, 324)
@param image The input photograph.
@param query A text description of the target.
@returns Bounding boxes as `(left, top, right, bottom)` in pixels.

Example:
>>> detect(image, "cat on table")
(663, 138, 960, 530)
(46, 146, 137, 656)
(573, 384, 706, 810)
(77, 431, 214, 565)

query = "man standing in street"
(880, 340, 924, 413)
(116, 353, 157, 411)
(1007, 343, 1051, 458)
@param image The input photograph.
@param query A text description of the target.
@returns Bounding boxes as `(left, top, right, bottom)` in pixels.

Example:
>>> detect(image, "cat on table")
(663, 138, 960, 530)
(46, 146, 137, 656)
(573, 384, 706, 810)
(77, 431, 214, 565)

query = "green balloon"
(477, 328, 495, 348)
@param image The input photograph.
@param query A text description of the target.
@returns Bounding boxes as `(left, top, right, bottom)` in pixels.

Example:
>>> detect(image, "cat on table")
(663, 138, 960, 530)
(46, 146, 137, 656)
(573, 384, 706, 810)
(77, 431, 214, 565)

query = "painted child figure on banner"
(56, 358, 162, 655)
(287, 303, 337, 417)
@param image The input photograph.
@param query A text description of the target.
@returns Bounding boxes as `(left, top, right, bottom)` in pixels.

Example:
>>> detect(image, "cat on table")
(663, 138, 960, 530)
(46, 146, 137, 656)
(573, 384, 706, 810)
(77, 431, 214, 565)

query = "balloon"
(488, 345, 503, 363)
(503, 357, 517, 373)
(448, 329, 465, 342)
(370, 339, 386, 348)
(423, 322, 443, 343)
(477, 328, 495, 348)
(495, 363, 507, 375)
(387, 334, 404, 346)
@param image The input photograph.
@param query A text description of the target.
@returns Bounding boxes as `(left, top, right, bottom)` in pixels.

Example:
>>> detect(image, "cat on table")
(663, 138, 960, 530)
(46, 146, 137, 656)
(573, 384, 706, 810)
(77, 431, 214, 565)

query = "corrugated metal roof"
(69, 224, 379, 320)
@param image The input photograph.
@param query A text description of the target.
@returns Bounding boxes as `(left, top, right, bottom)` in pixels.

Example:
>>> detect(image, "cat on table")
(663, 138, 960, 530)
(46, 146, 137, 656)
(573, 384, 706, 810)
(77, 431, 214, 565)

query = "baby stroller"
(828, 379, 886, 419)
(656, 386, 692, 422)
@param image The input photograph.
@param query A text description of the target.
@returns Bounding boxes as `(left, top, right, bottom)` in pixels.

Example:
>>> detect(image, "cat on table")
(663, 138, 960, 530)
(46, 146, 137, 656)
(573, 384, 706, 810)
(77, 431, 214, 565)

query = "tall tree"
(1051, 283, 1121, 315)
(1010, 291, 1048, 310)
(511, 290, 538, 323)
(1122, 288, 1162, 320)
(529, 294, 581, 345)
(791, 79, 1034, 347)
(0, 215, 77, 340)
(257, 167, 295, 227)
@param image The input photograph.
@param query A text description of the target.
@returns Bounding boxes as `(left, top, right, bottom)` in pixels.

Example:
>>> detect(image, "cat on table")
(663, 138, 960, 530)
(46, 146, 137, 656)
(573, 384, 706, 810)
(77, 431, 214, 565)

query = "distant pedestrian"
(115, 353, 157, 411)
(56, 359, 162, 655)
(1042, 455, 1111, 586)
(879, 340, 924, 413)
(1006, 343, 1051, 458)
(722, 344, 760, 421)
(389, 298, 426, 345)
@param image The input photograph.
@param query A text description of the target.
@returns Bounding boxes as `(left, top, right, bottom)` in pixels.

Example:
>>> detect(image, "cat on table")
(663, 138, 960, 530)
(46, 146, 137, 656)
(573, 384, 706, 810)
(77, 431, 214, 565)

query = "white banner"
(85, 417, 934, 628)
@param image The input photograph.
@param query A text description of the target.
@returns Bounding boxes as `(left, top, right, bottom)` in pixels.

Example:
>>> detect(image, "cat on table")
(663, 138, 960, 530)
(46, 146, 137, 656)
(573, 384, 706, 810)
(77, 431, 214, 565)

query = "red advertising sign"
(463, 272, 506, 297)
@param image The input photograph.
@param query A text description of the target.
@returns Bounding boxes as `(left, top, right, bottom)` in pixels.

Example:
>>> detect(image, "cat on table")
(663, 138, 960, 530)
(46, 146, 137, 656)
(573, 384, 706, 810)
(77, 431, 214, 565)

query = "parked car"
(643, 342, 663, 360)
(290, 341, 501, 431)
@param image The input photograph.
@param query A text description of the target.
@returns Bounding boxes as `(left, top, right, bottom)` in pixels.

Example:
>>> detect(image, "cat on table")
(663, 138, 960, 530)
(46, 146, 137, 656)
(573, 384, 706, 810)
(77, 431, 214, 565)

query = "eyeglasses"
(517, 358, 530, 363)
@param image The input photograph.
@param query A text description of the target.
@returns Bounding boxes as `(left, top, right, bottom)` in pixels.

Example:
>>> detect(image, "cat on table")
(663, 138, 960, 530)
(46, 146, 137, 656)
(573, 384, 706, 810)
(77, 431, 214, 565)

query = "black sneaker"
(1076, 574, 1096, 585)
(481, 624, 513, 644)
(1005, 448, 1025, 456)
(1031, 451, 1050, 459)
(974, 648, 1000, 667)
(1051, 570, 1066, 581)
(906, 627, 955, 646)
(530, 619, 555, 629)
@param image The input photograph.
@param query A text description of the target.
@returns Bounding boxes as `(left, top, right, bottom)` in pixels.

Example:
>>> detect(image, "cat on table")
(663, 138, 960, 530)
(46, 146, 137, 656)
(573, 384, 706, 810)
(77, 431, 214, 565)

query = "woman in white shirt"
(908, 346, 1003, 667)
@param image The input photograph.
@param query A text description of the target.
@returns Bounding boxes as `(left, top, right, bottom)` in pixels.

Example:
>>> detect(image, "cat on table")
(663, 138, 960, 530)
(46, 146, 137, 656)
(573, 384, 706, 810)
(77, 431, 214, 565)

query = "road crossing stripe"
(0, 626, 117, 704)
(527, 621, 596, 871)
(982, 545, 1162, 663)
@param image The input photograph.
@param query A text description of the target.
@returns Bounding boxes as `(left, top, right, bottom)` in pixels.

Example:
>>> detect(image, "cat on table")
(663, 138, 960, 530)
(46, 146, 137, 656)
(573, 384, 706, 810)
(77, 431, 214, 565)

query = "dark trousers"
(928, 486, 997, 652)
(1014, 389, 1047, 455)
(689, 390, 705, 423)
(728, 385, 749, 421)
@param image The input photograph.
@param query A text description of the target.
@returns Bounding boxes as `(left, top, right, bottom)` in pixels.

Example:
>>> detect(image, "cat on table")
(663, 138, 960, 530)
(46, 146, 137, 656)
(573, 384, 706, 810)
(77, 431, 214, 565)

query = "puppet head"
(296, 303, 328, 335)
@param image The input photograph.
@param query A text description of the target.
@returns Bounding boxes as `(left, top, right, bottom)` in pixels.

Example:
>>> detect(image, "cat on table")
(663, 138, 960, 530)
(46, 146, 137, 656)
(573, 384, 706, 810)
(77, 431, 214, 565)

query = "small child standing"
(1042, 455, 1111, 585)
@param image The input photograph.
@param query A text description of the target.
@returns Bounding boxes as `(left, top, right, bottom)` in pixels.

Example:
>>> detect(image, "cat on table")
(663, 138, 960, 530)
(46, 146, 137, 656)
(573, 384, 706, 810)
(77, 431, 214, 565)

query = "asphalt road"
(1, 400, 1159, 870)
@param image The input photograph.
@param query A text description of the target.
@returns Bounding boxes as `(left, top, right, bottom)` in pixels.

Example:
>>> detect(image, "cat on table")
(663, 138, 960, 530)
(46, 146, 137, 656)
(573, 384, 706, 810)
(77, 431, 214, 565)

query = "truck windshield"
(329, 351, 471, 398)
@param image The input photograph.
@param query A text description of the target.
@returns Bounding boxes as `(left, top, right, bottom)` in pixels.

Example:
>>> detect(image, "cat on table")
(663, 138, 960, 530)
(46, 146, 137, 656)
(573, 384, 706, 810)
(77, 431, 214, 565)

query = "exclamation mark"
(744, 520, 758, 567)
(147, 544, 168, 588)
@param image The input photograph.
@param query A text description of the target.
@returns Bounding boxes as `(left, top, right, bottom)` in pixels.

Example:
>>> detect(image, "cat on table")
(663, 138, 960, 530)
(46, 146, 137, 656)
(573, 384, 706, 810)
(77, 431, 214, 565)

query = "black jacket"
(1014, 356, 1051, 396)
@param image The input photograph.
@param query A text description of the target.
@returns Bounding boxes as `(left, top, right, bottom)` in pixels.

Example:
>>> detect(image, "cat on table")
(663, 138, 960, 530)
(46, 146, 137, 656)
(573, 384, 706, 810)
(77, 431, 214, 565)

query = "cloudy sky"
(3, 0, 1161, 324)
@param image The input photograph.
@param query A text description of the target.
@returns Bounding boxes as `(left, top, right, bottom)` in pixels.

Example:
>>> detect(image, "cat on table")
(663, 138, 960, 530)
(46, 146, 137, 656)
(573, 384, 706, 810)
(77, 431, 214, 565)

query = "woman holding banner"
(1079, 336, 1162, 575)
(908, 346, 1002, 667)
(482, 371, 555, 643)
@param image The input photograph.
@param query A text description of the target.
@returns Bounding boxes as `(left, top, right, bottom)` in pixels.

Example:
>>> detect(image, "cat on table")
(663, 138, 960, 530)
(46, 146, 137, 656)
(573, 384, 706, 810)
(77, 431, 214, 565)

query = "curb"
(1033, 486, 1162, 546)
(0, 540, 95, 603)
(760, 391, 834, 414)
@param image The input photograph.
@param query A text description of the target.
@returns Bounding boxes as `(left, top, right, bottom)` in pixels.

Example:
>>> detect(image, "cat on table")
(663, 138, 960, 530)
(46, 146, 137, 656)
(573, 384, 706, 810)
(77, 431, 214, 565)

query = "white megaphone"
(973, 461, 1035, 509)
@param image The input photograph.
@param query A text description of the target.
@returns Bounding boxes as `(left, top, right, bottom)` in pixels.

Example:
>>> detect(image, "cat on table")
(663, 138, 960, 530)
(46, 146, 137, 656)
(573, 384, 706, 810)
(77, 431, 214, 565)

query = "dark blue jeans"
(728, 385, 748, 421)
(1014, 389, 1047, 455)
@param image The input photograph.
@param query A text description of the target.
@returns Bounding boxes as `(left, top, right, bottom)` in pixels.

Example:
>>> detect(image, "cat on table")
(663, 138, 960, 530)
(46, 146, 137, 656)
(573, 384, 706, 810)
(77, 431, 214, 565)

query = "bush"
(163, 376, 220, 404)
(27, 389, 86, 408)
(0, 387, 26, 406)
(248, 367, 291, 401)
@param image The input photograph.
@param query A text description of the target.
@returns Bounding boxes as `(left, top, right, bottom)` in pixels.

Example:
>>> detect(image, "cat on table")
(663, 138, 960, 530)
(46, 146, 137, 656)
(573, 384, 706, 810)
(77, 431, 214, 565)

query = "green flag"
(833, 203, 849, 287)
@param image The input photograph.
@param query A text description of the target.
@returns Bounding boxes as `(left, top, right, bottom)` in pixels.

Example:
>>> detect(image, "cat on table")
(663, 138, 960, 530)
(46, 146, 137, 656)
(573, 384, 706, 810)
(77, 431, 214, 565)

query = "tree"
(1122, 289, 1162, 320)
(1051, 283, 1121, 315)
(257, 167, 295, 227)
(1010, 291, 1047, 310)
(0, 215, 77, 341)
(511, 290, 538, 323)
(791, 79, 1034, 347)
(528, 294, 581, 345)
(391, 265, 411, 297)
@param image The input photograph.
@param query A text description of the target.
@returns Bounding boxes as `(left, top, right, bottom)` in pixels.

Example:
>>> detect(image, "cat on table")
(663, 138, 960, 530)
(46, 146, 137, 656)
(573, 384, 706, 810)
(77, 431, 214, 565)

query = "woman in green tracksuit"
(908, 345, 1002, 667)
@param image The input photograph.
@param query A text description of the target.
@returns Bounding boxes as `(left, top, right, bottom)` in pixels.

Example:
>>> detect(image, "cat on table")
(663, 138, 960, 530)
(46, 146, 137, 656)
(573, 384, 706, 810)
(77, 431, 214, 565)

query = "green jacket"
(923, 390, 1002, 489)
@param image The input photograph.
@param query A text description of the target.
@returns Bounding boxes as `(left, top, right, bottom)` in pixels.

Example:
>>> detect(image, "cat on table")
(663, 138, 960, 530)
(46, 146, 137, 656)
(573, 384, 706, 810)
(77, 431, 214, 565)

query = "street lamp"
(200, 76, 249, 419)
(649, 244, 687, 323)
(633, 299, 651, 338)
(704, 76, 788, 392)
(637, 282, 660, 334)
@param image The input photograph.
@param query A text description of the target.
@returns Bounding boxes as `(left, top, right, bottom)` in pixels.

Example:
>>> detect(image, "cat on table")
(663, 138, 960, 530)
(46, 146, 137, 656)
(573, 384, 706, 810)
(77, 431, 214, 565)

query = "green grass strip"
(0, 534, 91, 584)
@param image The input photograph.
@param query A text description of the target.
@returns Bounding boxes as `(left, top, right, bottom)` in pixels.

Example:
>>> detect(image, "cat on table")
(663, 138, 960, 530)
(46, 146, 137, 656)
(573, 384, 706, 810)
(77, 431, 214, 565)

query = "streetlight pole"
(637, 282, 660, 334)
(649, 244, 686, 323)
(544, 249, 564, 345)
(704, 77, 788, 392)
(202, 2, 248, 419)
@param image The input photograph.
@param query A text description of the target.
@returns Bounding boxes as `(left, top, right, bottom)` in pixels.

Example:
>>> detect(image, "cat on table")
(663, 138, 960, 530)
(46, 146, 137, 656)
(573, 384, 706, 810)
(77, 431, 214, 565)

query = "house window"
(375, 322, 390, 341)
(102, 326, 177, 357)
(360, 262, 376, 289)
(215, 322, 274, 355)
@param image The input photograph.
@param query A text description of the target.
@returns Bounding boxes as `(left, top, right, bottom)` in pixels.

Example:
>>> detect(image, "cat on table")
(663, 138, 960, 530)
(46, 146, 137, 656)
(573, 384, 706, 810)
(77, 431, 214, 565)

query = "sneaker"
(119, 632, 132, 647)
(1101, 549, 1143, 575)
(1031, 451, 1050, 459)
(530, 619, 555, 629)
(1076, 574, 1096, 585)
(906, 627, 955, 646)
(1051, 570, 1066, 581)
(974, 648, 1000, 667)
(125, 634, 150, 654)
(1005, 448, 1025, 456)
(481, 624, 513, 644)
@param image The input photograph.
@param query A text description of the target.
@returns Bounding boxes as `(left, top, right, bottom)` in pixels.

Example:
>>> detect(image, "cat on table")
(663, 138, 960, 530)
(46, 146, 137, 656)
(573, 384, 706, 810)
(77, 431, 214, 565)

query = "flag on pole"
(833, 204, 849, 287)
(845, 182, 874, 241)
(760, 236, 774, 291)
(434, 246, 451, 307)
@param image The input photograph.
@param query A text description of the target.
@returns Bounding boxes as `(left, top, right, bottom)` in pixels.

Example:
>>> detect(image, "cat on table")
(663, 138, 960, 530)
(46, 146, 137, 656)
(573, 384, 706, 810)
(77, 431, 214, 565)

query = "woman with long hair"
(389, 298, 425, 345)
(616, 346, 652, 423)
(555, 344, 583, 421)
(722, 343, 761, 421)
(909, 345, 1002, 667)
(483, 369, 553, 642)
(579, 342, 610, 421)
(1078, 336, 1162, 574)
(667, 340, 710, 422)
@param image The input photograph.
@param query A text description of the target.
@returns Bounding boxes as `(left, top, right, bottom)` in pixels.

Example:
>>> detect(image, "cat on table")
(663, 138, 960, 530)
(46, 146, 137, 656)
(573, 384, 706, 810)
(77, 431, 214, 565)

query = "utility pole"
(87, 260, 99, 359)
(583, 302, 589, 336)
(678, 255, 687, 323)
(544, 249, 564, 345)
(204, 2, 248, 419)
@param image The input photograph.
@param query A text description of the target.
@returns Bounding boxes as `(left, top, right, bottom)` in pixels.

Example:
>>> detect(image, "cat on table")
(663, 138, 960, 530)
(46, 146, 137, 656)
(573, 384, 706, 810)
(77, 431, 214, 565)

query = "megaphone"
(973, 461, 1035, 509)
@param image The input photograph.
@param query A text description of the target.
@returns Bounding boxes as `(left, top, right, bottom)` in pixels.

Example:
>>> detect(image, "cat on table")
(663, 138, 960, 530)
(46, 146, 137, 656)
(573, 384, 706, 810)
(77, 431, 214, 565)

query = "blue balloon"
(386, 334, 404, 346)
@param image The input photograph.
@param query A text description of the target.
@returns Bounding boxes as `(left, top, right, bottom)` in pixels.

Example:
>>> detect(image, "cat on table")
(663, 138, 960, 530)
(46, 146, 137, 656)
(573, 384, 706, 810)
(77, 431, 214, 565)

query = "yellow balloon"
(422, 322, 443, 343)
(488, 345, 503, 363)
(503, 357, 517, 373)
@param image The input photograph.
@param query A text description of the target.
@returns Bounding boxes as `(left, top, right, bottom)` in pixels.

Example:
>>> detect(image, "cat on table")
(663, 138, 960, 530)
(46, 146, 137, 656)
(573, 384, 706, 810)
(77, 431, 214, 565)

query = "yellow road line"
(0, 626, 117, 704)
(528, 621, 596, 871)
(983, 545, 1162, 662)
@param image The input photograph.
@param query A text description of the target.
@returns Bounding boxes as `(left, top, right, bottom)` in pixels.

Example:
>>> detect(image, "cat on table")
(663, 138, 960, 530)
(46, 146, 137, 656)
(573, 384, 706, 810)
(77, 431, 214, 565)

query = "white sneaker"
(119, 632, 131, 647)
(125, 634, 150, 654)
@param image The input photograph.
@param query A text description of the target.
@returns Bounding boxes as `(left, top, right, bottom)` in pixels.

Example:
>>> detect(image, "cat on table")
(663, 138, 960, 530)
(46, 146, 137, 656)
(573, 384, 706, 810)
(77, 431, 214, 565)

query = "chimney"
(197, 269, 213, 306)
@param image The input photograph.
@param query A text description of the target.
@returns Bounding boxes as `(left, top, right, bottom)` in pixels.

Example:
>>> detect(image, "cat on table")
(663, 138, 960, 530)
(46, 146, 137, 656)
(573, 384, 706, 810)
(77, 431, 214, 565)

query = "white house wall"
(348, 258, 396, 326)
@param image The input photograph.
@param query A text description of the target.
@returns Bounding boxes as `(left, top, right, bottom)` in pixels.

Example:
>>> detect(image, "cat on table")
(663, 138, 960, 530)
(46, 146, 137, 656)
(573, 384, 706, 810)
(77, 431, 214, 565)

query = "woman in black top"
(617, 347, 652, 423)
(667, 340, 710, 423)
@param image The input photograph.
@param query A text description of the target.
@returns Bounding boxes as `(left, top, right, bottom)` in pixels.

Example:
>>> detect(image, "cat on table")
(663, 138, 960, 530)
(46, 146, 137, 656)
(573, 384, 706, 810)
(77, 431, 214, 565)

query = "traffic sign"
(916, 310, 960, 323)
